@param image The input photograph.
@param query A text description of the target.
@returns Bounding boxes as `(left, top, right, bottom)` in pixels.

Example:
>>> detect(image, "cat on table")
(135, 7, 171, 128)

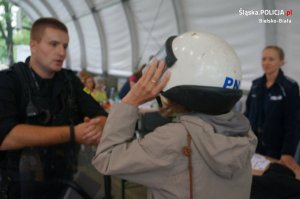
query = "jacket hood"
(179, 112, 256, 179)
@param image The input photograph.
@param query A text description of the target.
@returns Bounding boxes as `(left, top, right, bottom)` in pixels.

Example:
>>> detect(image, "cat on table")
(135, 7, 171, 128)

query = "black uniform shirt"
(245, 69, 299, 158)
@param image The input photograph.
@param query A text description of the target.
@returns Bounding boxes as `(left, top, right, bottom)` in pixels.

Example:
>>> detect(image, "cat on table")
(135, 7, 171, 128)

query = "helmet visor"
(148, 35, 177, 68)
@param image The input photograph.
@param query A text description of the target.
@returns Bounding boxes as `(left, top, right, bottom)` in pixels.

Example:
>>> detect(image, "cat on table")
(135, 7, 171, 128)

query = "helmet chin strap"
(156, 95, 163, 108)
(156, 94, 170, 108)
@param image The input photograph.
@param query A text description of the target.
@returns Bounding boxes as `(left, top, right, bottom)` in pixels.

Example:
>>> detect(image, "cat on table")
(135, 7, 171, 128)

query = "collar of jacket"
(24, 56, 67, 98)
(258, 69, 285, 87)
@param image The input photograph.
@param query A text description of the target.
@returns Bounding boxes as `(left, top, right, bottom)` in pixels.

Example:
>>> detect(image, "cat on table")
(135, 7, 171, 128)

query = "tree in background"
(0, 0, 13, 65)
(0, 0, 31, 65)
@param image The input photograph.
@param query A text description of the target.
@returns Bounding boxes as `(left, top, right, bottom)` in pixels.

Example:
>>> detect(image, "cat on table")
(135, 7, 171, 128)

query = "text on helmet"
(223, 77, 240, 89)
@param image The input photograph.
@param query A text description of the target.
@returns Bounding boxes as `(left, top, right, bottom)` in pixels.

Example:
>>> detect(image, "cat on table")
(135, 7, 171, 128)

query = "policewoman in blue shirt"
(245, 45, 300, 177)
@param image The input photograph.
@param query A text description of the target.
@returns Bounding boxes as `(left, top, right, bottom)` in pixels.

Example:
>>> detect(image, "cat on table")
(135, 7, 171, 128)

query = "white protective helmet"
(153, 31, 242, 114)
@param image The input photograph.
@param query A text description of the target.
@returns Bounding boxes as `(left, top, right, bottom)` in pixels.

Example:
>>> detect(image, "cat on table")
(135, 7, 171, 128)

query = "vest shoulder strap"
(10, 63, 33, 101)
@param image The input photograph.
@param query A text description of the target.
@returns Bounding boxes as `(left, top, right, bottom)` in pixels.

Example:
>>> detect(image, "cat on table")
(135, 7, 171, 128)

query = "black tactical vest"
(1, 62, 82, 199)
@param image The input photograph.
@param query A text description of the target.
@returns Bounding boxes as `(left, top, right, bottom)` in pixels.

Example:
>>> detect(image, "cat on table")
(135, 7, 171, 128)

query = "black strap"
(62, 70, 76, 125)
(11, 63, 32, 98)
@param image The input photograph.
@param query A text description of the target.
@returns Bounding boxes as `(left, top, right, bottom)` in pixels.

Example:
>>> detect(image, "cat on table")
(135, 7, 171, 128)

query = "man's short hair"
(30, 17, 68, 42)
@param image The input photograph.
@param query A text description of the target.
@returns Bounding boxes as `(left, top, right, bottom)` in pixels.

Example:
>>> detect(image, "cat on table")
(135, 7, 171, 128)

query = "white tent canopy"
(8, 0, 300, 90)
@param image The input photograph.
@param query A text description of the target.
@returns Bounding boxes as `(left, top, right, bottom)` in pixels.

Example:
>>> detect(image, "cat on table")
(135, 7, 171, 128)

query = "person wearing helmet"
(92, 32, 257, 199)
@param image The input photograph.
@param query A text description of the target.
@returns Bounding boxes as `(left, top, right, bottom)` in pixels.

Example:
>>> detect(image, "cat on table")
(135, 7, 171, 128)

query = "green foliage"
(13, 29, 30, 45)
(0, 0, 31, 64)
(21, 13, 31, 30)
(0, 38, 7, 64)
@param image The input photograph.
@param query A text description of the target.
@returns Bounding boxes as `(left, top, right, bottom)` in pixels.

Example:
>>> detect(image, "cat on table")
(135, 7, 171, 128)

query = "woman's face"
(262, 48, 283, 76)
(85, 77, 94, 90)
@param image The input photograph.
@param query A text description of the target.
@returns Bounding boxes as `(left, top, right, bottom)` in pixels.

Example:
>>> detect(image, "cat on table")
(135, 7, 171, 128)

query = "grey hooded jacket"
(93, 103, 257, 199)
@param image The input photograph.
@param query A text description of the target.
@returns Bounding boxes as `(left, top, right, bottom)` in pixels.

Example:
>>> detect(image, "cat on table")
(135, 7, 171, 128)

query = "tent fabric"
(8, 0, 300, 90)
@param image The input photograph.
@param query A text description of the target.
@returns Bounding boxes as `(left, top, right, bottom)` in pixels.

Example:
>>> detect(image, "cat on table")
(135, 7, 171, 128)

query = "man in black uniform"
(0, 17, 107, 198)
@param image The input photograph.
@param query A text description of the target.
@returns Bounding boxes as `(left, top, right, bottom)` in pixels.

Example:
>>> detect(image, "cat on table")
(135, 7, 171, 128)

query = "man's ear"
(30, 40, 37, 53)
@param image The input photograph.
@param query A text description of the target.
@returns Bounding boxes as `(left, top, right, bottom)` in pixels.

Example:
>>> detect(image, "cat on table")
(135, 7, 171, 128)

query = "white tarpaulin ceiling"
(8, 0, 300, 90)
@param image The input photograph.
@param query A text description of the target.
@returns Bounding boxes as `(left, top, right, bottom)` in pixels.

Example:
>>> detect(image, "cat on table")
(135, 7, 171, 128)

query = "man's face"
(30, 27, 69, 77)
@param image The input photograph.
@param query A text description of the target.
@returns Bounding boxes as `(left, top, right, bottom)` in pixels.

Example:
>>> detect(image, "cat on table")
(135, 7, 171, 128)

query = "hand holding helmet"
(123, 31, 242, 114)
(121, 59, 171, 107)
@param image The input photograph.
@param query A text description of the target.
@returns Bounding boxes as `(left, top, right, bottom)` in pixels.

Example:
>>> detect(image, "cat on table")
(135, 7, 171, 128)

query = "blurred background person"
(95, 79, 108, 106)
(78, 69, 90, 83)
(83, 75, 103, 104)
(118, 64, 146, 99)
